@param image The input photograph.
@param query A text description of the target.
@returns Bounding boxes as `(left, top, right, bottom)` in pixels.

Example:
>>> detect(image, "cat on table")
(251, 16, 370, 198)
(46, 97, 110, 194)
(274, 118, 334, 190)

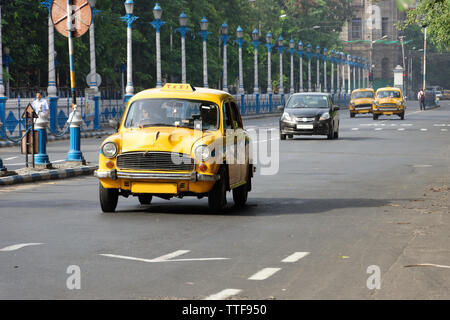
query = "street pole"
(352, 56, 356, 91)
(199, 17, 210, 88)
(323, 48, 327, 92)
(289, 39, 295, 94)
(150, 3, 165, 88)
(347, 54, 351, 94)
(0, 4, 5, 98)
(251, 29, 260, 94)
(121, 0, 138, 103)
(307, 43, 312, 92)
(330, 50, 335, 94)
(236, 26, 245, 95)
(298, 42, 304, 92)
(336, 52, 340, 95)
(221, 23, 229, 92)
(341, 53, 345, 95)
(175, 12, 190, 84)
(423, 27, 427, 90)
(277, 36, 284, 94)
(265, 33, 274, 94)
(88, 0, 99, 92)
(316, 45, 320, 92)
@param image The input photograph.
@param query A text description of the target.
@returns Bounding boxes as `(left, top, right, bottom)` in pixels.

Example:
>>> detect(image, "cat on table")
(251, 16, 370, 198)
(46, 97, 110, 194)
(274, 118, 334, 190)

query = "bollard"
(66, 105, 84, 163)
(0, 119, 5, 172)
(48, 96, 58, 133)
(34, 113, 50, 167)
(93, 95, 100, 130)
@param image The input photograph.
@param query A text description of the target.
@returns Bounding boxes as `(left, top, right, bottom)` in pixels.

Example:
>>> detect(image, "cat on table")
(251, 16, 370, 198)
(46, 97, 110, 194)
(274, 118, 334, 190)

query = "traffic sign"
(86, 72, 102, 87)
(51, 0, 92, 38)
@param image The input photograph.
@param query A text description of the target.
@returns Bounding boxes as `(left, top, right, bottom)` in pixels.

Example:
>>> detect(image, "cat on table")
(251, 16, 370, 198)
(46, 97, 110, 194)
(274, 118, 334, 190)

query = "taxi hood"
(376, 97, 400, 104)
(120, 127, 218, 155)
(353, 97, 374, 105)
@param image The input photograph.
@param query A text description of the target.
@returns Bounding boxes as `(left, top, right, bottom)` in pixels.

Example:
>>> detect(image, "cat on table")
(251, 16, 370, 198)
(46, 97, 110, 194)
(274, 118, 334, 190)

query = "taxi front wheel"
(99, 183, 118, 213)
(208, 166, 227, 211)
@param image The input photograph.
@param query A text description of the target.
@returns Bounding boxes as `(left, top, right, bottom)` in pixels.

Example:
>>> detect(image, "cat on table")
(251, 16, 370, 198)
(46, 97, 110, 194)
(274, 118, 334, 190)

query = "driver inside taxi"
(138, 106, 167, 128)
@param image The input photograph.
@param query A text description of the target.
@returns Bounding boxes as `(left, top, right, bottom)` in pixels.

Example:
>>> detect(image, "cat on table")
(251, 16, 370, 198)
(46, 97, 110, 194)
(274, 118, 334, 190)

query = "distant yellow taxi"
(349, 88, 375, 118)
(373, 87, 405, 120)
(94, 84, 254, 212)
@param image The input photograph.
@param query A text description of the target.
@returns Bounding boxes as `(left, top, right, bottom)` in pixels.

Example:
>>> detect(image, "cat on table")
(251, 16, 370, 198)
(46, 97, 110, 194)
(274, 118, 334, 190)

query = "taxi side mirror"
(109, 119, 120, 131)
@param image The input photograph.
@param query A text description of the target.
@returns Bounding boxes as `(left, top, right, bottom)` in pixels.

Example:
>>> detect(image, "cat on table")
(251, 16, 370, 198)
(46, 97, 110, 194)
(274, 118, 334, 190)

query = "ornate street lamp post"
(276, 36, 285, 94)
(289, 39, 295, 94)
(352, 56, 356, 91)
(40, 0, 57, 97)
(330, 50, 335, 94)
(265, 32, 274, 94)
(323, 48, 328, 92)
(220, 23, 229, 92)
(175, 12, 190, 84)
(199, 17, 211, 88)
(341, 52, 346, 95)
(236, 26, 245, 95)
(3, 47, 12, 98)
(306, 43, 313, 92)
(88, 0, 99, 93)
(347, 54, 352, 94)
(121, 0, 139, 101)
(315, 45, 321, 91)
(251, 29, 260, 94)
(335, 51, 341, 95)
(298, 41, 304, 92)
(150, 3, 165, 88)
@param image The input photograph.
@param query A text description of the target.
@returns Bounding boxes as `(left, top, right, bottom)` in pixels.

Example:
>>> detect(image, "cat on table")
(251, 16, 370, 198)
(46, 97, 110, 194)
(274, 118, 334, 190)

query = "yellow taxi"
(349, 88, 375, 118)
(94, 84, 254, 212)
(373, 87, 405, 120)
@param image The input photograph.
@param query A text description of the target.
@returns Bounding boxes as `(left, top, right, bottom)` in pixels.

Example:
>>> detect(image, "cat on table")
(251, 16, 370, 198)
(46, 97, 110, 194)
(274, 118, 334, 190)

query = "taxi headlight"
(195, 144, 212, 161)
(397, 101, 402, 106)
(319, 112, 330, 121)
(102, 142, 118, 159)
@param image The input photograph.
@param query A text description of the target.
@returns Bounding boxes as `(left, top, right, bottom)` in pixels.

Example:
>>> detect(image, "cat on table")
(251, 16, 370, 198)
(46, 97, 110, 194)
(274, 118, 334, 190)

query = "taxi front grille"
(355, 104, 372, 109)
(380, 103, 397, 107)
(116, 152, 194, 171)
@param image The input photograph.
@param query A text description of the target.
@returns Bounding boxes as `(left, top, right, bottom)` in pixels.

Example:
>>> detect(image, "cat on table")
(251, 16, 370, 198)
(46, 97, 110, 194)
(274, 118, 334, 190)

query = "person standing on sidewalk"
(32, 92, 49, 118)
(417, 88, 426, 110)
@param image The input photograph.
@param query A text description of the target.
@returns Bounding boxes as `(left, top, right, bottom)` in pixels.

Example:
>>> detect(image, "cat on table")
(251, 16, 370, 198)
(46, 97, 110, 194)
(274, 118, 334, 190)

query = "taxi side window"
(223, 102, 234, 130)
(229, 102, 243, 129)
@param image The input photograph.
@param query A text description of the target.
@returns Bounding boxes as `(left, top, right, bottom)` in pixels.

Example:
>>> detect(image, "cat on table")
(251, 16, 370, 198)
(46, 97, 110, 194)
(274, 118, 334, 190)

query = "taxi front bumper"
(94, 169, 219, 182)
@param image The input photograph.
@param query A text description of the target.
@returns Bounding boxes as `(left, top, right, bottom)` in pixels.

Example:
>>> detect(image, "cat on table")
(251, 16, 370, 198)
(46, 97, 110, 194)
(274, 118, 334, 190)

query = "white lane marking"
(204, 289, 242, 300)
(390, 124, 398, 127)
(248, 268, 282, 280)
(282, 252, 310, 263)
(420, 128, 428, 131)
(151, 250, 190, 262)
(0, 243, 44, 252)
(413, 164, 432, 168)
(398, 128, 405, 131)
(441, 129, 448, 132)
(375, 128, 383, 131)
(404, 263, 450, 269)
(400, 124, 413, 126)
(100, 250, 229, 263)
(351, 128, 359, 131)
(433, 124, 446, 127)
(52, 159, 66, 163)
(4, 156, 18, 161)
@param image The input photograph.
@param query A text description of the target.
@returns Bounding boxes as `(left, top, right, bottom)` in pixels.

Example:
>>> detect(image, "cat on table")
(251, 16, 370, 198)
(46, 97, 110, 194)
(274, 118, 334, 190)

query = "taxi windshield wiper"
(140, 123, 173, 128)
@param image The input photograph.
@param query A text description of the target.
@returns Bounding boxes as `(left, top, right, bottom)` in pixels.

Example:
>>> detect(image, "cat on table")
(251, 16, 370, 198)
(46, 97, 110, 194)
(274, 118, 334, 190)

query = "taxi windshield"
(352, 91, 374, 99)
(377, 90, 401, 98)
(124, 99, 219, 130)
(286, 95, 329, 108)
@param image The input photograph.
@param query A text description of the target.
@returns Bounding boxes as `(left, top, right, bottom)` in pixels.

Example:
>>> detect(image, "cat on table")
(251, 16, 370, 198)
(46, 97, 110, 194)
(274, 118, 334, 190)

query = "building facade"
(340, 0, 406, 88)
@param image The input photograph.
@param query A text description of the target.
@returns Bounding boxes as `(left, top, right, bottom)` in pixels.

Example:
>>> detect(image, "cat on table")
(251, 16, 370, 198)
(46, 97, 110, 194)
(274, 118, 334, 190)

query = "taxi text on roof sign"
(161, 83, 196, 92)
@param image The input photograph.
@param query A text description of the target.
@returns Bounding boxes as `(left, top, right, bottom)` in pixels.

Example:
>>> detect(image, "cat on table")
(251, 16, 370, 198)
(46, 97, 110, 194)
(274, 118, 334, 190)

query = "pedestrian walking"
(32, 92, 49, 118)
(417, 88, 426, 110)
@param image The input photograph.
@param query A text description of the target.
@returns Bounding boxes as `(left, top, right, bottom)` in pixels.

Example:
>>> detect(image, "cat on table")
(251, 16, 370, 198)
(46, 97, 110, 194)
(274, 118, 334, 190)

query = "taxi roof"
(352, 88, 374, 92)
(376, 86, 401, 92)
(129, 85, 233, 105)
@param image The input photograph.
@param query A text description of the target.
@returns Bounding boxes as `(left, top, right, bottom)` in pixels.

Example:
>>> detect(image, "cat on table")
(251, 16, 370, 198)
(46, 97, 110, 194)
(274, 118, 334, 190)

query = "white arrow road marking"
(282, 252, 310, 263)
(248, 268, 282, 280)
(0, 243, 44, 252)
(100, 250, 229, 263)
(204, 289, 242, 300)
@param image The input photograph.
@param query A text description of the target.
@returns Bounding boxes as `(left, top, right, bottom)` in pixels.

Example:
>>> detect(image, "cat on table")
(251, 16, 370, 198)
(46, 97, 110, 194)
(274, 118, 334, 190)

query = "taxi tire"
(99, 183, 118, 213)
(233, 177, 250, 208)
(400, 112, 405, 120)
(373, 114, 379, 120)
(327, 126, 334, 140)
(280, 132, 287, 140)
(208, 166, 227, 211)
(350, 113, 355, 118)
(138, 195, 153, 205)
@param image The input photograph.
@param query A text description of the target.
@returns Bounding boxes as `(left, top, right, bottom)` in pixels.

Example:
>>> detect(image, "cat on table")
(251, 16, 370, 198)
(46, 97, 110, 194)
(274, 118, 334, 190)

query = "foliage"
(1, 0, 353, 93)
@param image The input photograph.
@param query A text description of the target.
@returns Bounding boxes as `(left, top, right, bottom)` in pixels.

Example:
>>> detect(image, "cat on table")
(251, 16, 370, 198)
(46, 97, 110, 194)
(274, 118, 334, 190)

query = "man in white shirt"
(32, 92, 49, 118)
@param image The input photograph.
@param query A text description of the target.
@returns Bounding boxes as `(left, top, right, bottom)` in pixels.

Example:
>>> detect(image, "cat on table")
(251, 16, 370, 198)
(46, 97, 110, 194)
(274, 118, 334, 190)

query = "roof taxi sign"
(161, 83, 196, 92)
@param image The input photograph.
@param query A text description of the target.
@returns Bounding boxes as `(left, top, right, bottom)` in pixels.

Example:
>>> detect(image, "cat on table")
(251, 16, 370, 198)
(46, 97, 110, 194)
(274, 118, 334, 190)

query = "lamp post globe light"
(236, 26, 245, 95)
(150, 3, 165, 88)
(221, 22, 229, 92)
(298, 41, 304, 92)
(276, 36, 284, 94)
(175, 12, 190, 84)
(315, 45, 321, 92)
(251, 28, 260, 94)
(199, 17, 210, 88)
(306, 43, 312, 92)
(121, 0, 139, 102)
(289, 39, 295, 94)
(265, 32, 274, 94)
(323, 48, 328, 92)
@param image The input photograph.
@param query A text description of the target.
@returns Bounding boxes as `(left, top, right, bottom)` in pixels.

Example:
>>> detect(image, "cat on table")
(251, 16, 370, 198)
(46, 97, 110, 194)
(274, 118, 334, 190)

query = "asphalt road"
(1, 101, 449, 299)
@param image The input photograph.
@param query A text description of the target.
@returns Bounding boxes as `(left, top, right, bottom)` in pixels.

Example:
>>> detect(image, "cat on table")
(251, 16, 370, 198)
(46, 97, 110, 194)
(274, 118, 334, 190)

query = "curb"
(242, 112, 282, 120)
(0, 130, 112, 148)
(0, 165, 98, 186)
